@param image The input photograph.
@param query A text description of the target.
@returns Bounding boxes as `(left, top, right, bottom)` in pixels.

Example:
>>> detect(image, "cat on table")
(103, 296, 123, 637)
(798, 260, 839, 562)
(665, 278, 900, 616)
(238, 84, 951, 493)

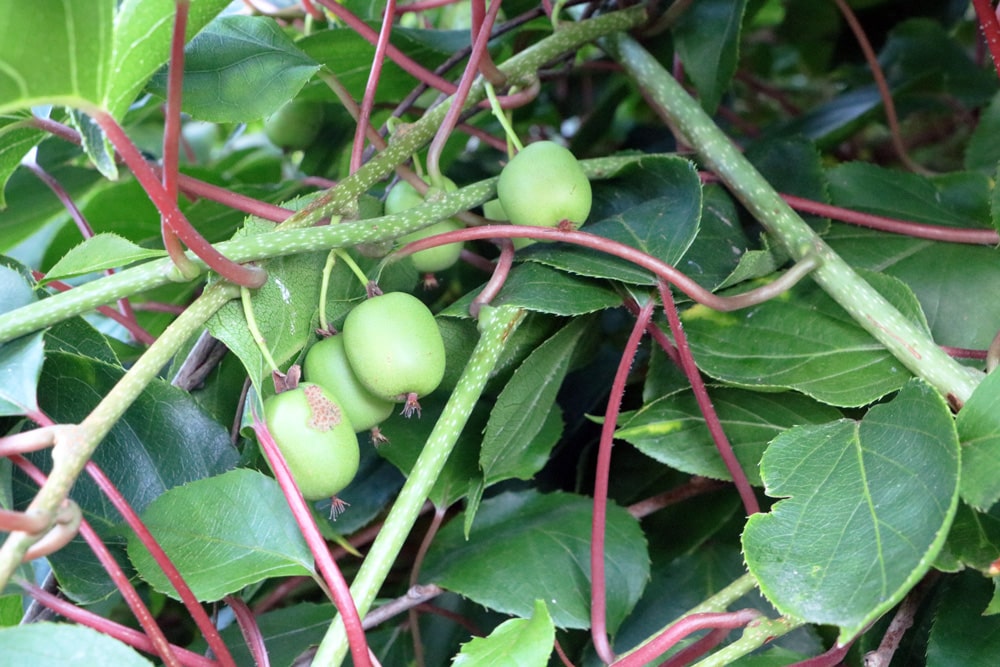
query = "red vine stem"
(250, 415, 372, 667)
(659, 627, 731, 667)
(161, 0, 192, 271)
(350, 0, 396, 175)
(973, 0, 1000, 79)
(659, 283, 760, 516)
(225, 594, 270, 667)
(591, 298, 655, 664)
(13, 455, 184, 667)
(610, 609, 762, 667)
(92, 111, 266, 287)
(17, 579, 217, 667)
(85, 461, 237, 667)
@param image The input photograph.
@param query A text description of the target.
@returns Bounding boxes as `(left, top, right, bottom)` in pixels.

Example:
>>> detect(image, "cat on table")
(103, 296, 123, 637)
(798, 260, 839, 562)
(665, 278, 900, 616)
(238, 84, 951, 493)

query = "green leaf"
(442, 263, 621, 318)
(672, 0, 748, 113)
(15, 351, 239, 602)
(128, 468, 314, 601)
(679, 184, 751, 290)
(746, 137, 829, 232)
(44, 318, 120, 365)
(926, 570, 1000, 667)
(0, 261, 41, 416)
(452, 599, 555, 667)
(965, 91, 1000, 172)
(526, 156, 702, 285)
(680, 270, 926, 407)
(480, 317, 591, 484)
(957, 369, 1000, 511)
(617, 389, 842, 486)
(146, 15, 320, 123)
(42, 233, 166, 284)
(943, 503, 1000, 574)
(0, 113, 46, 210)
(743, 380, 960, 642)
(422, 489, 649, 632)
(0, 623, 152, 666)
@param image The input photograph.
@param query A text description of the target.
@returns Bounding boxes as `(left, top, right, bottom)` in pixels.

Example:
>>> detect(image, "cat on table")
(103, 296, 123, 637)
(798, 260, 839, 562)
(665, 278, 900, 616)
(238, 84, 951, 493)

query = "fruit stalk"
(606, 34, 982, 405)
(312, 305, 526, 666)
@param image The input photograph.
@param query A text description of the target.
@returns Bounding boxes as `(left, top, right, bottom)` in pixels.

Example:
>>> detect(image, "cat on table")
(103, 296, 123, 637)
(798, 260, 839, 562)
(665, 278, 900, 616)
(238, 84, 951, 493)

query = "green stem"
(0, 282, 239, 589)
(690, 616, 803, 667)
(605, 34, 982, 405)
(312, 305, 526, 666)
(241, 286, 280, 374)
(0, 155, 640, 346)
(333, 249, 370, 292)
(318, 251, 338, 332)
(484, 81, 523, 153)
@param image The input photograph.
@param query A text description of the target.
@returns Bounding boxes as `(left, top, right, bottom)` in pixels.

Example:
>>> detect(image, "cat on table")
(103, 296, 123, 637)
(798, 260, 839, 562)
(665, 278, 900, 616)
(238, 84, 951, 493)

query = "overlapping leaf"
(452, 600, 554, 667)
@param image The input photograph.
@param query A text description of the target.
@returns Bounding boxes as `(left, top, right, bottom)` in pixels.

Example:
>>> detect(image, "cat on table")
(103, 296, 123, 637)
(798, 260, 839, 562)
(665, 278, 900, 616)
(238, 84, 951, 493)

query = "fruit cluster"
(263, 292, 446, 501)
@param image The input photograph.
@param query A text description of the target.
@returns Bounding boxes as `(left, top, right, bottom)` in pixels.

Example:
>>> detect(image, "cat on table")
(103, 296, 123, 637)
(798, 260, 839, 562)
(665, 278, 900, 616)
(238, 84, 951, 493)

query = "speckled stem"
(0, 155, 640, 346)
(607, 34, 982, 405)
(312, 305, 526, 667)
(0, 282, 239, 590)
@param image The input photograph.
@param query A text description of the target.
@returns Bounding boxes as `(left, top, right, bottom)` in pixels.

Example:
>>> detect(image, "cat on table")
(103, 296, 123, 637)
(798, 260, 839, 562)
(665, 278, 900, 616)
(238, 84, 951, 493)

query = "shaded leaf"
(673, 0, 748, 113)
(680, 269, 926, 407)
(617, 389, 842, 486)
(0, 262, 41, 416)
(423, 490, 648, 632)
(128, 468, 314, 601)
(957, 369, 1000, 511)
(452, 599, 554, 667)
(0, 623, 152, 666)
(926, 570, 1000, 667)
(943, 503, 1000, 574)
(743, 380, 960, 642)
(42, 233, 166, 284)
(678, 184, 750, 290)
(147, 15, 320, 123)
(746, 136, 829, 232)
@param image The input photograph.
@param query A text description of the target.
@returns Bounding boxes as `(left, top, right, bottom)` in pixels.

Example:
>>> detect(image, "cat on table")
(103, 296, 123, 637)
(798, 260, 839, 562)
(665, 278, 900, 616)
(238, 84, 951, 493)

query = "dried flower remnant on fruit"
(305, 383, 342, 431)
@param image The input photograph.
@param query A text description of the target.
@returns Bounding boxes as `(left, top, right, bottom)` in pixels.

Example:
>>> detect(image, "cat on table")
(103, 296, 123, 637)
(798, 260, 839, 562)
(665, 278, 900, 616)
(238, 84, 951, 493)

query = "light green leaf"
(0, 623, 152, 666)
(423, 490, 648, 632)
(0, 112, 46, 210)
(680, 270, 926, 407)
(42, 233, 167, 284)
(957, 369, 1000, 511)
(452, 599, 555, 667)
(743, 380, 960, 642)
(127, 468, 314, 601)
(0, 262, 41, 416)
(146, 15, 320, 123)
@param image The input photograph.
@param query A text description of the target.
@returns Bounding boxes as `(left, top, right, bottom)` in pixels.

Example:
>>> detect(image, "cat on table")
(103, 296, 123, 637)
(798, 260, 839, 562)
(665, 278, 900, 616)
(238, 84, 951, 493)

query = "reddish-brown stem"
(942, 345, 987, 360)
(407, 505, 447, 667)
(469, 239, 514, 317)
(554, 638, 578, 667)
(659, 283, 760, 516)
(832, 0, 929, 175)
(13, 455, 184, 667)
(171, 171, 294, 222)
(789, 639, 854, 667)
(85, 461, 237, 667)
(393, 225, 817, 312)
(350, 0, 396, 175)
(92, 111, 266, 287)
(659, 627, 731, 667)
(470, 0, 506, 85)
(225, 594, 270, 667)
(0, 508, 49, 534)
(17, 579, 218, 667)
(973, 0, 1000, 79)
(251, 415, 372, 667)
(627, 477, 728, 519)
(396, 0, 458, 13)
(610, 609, 762, 667)
(426, 0, 504, 181)
(161, 0, 191, 266)
(624, 296, 681, 367)
(591, 298, 656, 665)
(313, 0, 458, 95)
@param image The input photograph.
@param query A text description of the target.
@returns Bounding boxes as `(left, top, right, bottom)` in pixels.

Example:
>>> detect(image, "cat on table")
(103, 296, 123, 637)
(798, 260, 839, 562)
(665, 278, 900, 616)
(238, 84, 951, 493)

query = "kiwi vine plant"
(2, 1, 1000, 666)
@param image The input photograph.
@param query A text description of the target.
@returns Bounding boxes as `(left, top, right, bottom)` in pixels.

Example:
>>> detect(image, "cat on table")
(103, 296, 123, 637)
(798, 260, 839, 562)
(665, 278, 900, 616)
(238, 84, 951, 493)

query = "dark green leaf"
(127, 468, 314, 601)
(42, 233, 166, 284)
(746, 137, 829, 232)
(442, 263, 621, 318)
(957, 369, 1000, 511)
(0, 623, 152, 666)
(147, 15, 320, 123)
(965, 92, 1000, 172)
(44, 318, 120, 365)
(526, 156, 702, 285)
(943, 503, 1000, 574)
(423, 490, 648, 632)
(673, 0, 748, 113)
(480, 317, 591, 484)
(743, 380, 960, 641)
(679, 185, 751, 290)
(680, 270, 926, 407)
(926, 570, 1000, 667)
(617, 389, 842, 486)
(452, 599, 554, 667)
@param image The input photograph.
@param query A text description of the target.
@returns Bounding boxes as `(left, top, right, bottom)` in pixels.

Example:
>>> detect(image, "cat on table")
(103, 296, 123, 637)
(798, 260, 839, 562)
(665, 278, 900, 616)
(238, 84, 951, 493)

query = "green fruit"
(342, 292, 446, 414)
(264, 100, 325, 151)
(303, 335, 395, 432)
(263, 383, 360, 500)
(482, 198, 508, 221)
(386, 178, 464, 274)
(496, 141, 592, 247)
